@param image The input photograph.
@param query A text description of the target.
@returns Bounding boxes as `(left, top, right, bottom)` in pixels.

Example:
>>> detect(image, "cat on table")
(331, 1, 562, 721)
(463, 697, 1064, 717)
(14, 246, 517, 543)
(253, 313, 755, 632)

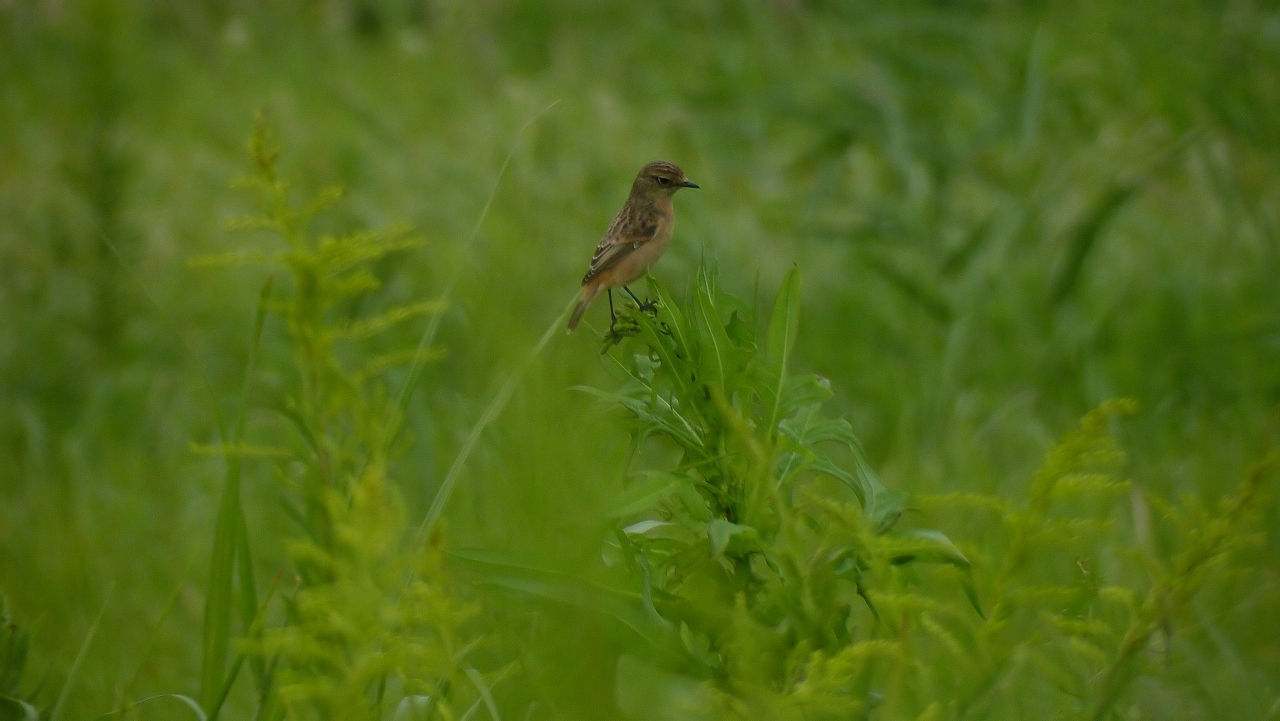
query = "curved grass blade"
(0, 696, 38, 721)
(94, 694, 207, 721)
(49, 585, 112, 721)
(1048, 182, 1139, 307)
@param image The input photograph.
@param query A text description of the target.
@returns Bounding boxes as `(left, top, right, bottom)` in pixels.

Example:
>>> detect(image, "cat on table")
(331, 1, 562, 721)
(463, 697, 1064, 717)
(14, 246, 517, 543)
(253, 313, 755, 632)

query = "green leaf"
(777, 374, 834, 421)
(884, 529, 984, 614)
(869, 489, 907, 534)
(812, 454, 874, 510)
(766, 266, 802, 431)
(692, 264, 735, 390)
(725, 309, 756, 351)
(576, 386, 704, 452)
(888, 529, 971, 569)
(779, 415, 859, 449)
(606, 473, 685, 518)
(623, 520, 700, 545)
(673, 483, 714, 522)
(707, 519, 761, 560)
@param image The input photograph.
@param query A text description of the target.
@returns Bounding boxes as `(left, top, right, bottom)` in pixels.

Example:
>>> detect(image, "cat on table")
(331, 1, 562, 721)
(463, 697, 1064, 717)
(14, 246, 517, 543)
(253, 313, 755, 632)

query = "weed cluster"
(583, 283, 1276, 719)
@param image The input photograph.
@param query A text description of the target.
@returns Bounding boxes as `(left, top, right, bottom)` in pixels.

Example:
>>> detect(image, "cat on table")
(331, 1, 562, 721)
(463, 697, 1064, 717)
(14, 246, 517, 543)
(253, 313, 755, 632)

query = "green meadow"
(2, 1, 1278, 719)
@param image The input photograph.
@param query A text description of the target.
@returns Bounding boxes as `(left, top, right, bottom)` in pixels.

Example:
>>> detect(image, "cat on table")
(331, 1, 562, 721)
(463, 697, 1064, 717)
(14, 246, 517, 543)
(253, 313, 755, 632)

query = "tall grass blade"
(200, 276, 272, 714)
(235, 279, 271, 695)
(208, 568, 281, 721)
(197, 425, 239, 710)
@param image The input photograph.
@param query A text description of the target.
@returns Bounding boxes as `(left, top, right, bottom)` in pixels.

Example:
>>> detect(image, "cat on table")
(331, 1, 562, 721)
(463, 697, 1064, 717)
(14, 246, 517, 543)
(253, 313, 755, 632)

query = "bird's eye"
(655, 176, 671, 186)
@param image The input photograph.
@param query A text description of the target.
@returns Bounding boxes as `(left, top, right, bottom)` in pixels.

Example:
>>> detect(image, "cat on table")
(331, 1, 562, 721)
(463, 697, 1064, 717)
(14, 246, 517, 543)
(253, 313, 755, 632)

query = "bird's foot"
(635, 298, 660, 316)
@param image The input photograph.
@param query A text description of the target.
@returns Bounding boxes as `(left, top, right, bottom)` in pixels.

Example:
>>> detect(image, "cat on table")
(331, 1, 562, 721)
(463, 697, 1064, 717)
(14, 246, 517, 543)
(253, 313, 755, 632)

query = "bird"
(567, 160, 699, 332)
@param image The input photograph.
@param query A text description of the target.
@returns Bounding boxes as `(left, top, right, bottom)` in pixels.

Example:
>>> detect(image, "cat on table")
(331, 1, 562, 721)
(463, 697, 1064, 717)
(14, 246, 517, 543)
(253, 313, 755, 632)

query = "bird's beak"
(681, 180, 700, 189)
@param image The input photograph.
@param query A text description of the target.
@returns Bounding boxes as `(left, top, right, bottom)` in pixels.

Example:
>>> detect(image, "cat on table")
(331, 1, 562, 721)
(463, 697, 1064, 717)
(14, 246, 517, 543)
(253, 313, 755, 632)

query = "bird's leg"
(623, 285, 658, 315)
(608, 289, 616, 329)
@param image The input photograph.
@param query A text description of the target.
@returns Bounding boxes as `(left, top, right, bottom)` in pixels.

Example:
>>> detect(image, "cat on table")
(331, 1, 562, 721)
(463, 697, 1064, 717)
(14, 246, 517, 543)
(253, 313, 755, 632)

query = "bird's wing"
(581, 209, 659, 284)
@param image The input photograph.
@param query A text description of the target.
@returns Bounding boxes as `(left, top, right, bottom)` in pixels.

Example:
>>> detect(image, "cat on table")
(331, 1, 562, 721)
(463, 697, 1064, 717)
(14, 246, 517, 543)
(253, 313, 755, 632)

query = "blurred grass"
(0, 0, 1278, 718)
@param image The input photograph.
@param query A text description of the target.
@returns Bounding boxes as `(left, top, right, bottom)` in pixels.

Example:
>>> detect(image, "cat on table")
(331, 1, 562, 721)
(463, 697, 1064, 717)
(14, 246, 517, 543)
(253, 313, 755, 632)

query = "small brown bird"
(567, 161, 699, 332)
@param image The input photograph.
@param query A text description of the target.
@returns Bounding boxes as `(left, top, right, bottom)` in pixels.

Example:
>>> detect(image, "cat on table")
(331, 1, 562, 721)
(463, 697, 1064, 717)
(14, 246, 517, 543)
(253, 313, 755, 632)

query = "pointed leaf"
(887, 530, 971, 569)
(0, 696, 38, 721)
(779, 415, 859, 449)
(623, 520, 701, 547)
(606, 473, 684, 518)
(777, 374, 834, 422)
(812, 454, 874, 510)
(692, 265, 735, 390)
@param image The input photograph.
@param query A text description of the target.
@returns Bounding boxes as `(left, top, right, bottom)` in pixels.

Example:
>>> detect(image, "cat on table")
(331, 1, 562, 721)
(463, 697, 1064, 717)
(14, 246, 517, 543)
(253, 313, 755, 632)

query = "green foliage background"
(1, 1, 1279, 719)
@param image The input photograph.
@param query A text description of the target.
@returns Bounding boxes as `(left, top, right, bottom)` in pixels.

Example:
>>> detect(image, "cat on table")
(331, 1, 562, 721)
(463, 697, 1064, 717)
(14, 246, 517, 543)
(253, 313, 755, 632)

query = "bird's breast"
(614, 214, 673, 285)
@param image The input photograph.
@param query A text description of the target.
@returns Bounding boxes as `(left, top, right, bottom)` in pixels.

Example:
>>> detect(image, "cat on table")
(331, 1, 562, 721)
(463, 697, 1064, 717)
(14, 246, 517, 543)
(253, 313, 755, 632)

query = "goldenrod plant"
(188, 117, 495, 720)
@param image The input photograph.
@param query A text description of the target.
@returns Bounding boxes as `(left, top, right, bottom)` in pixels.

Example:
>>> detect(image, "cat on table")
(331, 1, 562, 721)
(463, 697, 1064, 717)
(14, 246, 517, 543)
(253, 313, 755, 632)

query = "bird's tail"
(566, 284, 599, 333)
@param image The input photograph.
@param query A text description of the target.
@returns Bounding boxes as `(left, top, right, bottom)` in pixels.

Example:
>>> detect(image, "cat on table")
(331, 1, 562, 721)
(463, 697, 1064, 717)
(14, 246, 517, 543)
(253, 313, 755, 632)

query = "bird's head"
(633, 161, 699, 198)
